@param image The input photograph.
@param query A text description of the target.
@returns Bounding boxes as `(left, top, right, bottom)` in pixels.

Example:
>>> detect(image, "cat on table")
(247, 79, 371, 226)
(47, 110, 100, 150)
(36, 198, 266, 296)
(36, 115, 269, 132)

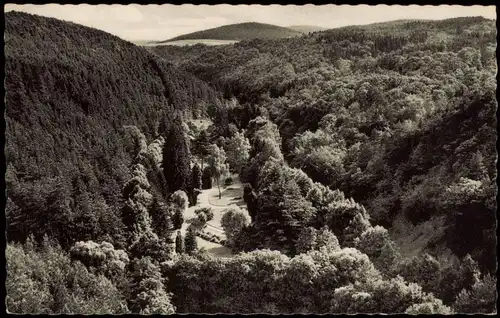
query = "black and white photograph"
(3, 3, 497, 314)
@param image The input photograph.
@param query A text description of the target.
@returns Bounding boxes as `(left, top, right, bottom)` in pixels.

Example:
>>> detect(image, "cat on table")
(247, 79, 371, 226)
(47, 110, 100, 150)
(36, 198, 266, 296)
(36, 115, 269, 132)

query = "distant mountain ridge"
(158, 22, 303, 43)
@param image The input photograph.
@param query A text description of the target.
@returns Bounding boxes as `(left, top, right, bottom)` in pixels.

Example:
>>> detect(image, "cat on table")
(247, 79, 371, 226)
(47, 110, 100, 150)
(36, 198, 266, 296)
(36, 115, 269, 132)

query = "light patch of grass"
(428, 31, 453, 43)
(196, 237, 233, 258)
(390, 214, 448, 258)
(189, 118, 212, 131)
(183, 174, 248, 258)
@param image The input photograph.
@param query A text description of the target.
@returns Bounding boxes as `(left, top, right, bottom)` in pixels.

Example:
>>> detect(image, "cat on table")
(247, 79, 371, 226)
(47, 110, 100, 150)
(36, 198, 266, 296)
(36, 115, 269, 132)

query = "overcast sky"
(5, 4, 497, 42)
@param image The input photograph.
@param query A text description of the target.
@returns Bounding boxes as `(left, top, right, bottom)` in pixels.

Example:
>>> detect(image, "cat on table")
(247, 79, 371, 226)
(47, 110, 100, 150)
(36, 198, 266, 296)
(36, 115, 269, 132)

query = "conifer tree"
(172, 210, 184, 231)
(184, 227, 198, 254)
(175, 231, 184, 254)
(192, 130, 211, 170)
(202, 166, 213, 189)
(149, 196, 173, 240)
(191, 163, 202, 190)
(190, 163, 202, 205)
(296, 227, 317, 254)
(162, 114, 191, 194)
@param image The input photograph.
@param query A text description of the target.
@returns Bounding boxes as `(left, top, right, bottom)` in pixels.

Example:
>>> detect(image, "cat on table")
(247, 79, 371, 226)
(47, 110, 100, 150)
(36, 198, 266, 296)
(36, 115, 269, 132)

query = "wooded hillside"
(4, 12, 497, 315)
(5, 11, 223, 249)
(150, 16, 497, 272)
(159, 22, 302, 43)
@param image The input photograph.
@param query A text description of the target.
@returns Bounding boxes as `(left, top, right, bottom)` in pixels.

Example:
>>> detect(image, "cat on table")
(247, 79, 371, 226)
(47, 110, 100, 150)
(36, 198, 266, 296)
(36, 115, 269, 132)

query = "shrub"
(405, 300, 453, 314)
(196, 231, 222, 244)
(169, 190, 189, 211)
(221, 206, 251, 247)
(195, 207, 214, 221)
(196, 211, 208, 224)
(69, 241, 129, 278)
(189, 218, 206, 232)
(224, 177, 234, 187)
(128, 231, 174, 264)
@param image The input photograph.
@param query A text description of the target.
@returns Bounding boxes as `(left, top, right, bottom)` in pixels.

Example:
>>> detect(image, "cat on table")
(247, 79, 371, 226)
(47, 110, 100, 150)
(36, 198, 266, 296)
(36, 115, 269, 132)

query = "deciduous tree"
(206, 144, 230, 199)
(225, 131, 251, 174)
(221, 206, 250, 247)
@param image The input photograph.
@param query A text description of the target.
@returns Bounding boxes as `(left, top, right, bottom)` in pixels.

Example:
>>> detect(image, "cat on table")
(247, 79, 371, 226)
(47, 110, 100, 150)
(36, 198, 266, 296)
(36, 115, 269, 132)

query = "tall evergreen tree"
(162, 114, 191, 194)
(202, 166, 213, 189)
(192, 129, 211, 170)
(175, 231, 184, 254)
(189, 163, 203, 205)
(172, 210, 184, 231)
(149, 196, 173, 240)
(184, 227, 198, 254)
(191, 163, 202, 190)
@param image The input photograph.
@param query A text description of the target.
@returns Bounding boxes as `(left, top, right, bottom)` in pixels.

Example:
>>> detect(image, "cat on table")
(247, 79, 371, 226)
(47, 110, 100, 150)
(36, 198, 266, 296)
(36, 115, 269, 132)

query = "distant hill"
(330, 16, 491, 32)
(4, 11, 223, 249)
(158, 22, 302, 43)
(287, 25, 327, 33)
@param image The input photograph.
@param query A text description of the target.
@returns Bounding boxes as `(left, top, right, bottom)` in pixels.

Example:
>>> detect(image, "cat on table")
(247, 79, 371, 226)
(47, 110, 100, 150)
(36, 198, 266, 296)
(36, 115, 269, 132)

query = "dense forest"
(4, 11, 223, 250)
(4, 12, 497, 314)
(149, 15, 497, 271)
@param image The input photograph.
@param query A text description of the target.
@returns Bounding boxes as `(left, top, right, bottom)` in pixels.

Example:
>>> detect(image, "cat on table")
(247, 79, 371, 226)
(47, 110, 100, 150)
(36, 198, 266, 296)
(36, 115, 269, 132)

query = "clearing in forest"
(181, 174, 248, 257)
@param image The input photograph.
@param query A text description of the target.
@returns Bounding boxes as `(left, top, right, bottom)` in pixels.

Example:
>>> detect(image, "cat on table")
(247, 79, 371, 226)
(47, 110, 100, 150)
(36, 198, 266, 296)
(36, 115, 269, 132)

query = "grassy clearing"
(182, 174, 248, 258)
(189, 118, 212, 130)
(196, 237, 233, 257)
(390, 214, 449, 259)
(206, 175, 248, 226)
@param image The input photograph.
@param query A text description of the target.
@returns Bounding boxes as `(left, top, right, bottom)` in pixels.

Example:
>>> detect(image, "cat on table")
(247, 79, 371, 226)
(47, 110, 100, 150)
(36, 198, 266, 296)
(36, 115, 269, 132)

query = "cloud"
(168, 16, 229, 28)
(109, 5, 144, 23)
(4, 4, 496, 41)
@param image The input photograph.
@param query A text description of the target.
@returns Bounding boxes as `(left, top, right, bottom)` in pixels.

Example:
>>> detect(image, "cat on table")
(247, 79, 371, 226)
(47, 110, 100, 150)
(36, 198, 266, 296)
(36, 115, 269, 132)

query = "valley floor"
(182, 174, 248, 257)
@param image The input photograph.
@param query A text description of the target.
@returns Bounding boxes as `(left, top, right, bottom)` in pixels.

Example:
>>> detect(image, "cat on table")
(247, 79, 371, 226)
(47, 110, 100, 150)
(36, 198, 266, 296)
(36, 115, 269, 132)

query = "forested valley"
(4, 11, 497, 314)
